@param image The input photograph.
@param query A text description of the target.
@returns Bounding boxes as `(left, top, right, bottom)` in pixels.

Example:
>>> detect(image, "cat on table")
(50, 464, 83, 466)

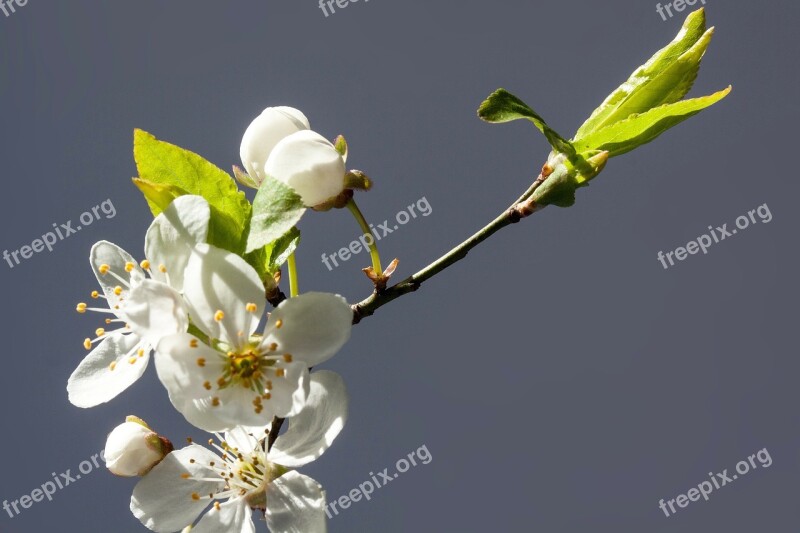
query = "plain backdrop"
(1, 0, 798, 531)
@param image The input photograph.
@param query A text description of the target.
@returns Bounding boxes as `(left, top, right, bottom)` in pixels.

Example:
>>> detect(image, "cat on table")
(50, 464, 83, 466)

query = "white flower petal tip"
(145, 195, 211, 292)
(240, 106, 310, 184)
(264, 130, 346, 207)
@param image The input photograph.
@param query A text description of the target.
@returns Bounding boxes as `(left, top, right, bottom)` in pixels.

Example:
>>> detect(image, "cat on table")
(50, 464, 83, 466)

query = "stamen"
(190, 339, 199, 348)
(275, 319, 283, 329)
(91, 291, 100, 299)
(214, 310, 225, 322)
(95, 328, 106, 337)
(158, 264, 167, 273)
(140, 260, 151, 270)
(124, 262, 135, 273)
(109, 361, 116, 371)
(83, 338, 92, 350)
(245, 303, 257, 313)
(76, 303, 87, 314)
(197, 358, 206, 367)
(283, 354, 293, 363)
(98, 264, 110, 275)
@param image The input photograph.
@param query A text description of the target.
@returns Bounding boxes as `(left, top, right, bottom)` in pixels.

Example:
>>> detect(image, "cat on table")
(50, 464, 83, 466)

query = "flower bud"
(240, 107, 310, 185)
(264, 130, 346, 207)
(104, 416, 173, 477)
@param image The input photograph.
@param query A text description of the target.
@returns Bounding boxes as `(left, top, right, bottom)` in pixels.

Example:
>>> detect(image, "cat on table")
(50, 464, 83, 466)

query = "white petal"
(271, 371, 348, 468)
(131, 445, 222, 533)
(240, 106, 310, 183)
(264, 130, 345, 207)
(262, 292, 352, 367)
(192, 498, 255, 533)
(266, 471, 327, 533)
(263, 362, 310, 419)
(90, 241, 144, 308)
(224, 427, 264, 454)
(67, 333, 148, 408)
(124, 280, 189, 346)
(154, 333, 219, 401)
(183, 243, 266, 348)
(145, 195, 210, 292)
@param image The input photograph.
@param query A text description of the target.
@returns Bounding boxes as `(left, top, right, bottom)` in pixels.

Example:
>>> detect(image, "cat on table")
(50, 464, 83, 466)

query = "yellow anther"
(217, 377, 227, 387)
(196, 358, 206, 367)
(180, 473, 190, 479)
(214, 310, 225, 322)
(158, 264, 167, 273)
(83, 338, 92, 350)
(268, 343, 278, 352)
(113, 286, 123, 296)
(191, 493, 200, 501)
(211, 397, 220, 407)
(214, 502, 221, 511)
(95, 328, 105, 337)
(245, 303, 258, 313)
(283, 354, 293, 363)
(275, 368, 286, 378)
(203, 381, 212, 390)
(189, 339, 199, 348)
(129, 357, 137, 364)
(109, 361, 117, 371)
(91, 291, 99, 299)
(186, 437, 193, 444)
(263, 393, 272, 400)
(98, 264, 110, 275)
(138, 349, 145, 358)
(275, 319, 283, 329)
(140, 260, 151, 270)
(124, 262, 135, 273)
(76, 303, 87, 314)
(265, 380, 273, 390)
(105, 318, 112, 324)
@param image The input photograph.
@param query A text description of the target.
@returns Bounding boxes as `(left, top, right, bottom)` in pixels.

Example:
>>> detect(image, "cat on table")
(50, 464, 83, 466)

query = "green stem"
(346, 198, 383, 276)
(287, 252, 299, 297)
(351, 172, 547, 323)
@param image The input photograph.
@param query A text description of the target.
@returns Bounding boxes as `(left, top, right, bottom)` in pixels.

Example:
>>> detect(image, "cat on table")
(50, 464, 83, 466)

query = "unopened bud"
(104, 416, 173, 477)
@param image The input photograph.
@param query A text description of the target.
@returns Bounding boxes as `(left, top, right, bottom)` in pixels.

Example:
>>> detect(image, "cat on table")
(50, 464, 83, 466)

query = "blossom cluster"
(68, 107, 359, 532)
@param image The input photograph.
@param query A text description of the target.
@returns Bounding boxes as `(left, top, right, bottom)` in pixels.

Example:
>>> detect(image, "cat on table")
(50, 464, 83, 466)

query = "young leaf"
(132, 178, 248, 256)
(265, 227, 301, 274)
(478, 88, 575, 156)
(574, 8, 710, 139)
(133, 129, 251, 250)
(246, 174, 306, 254)
(573, 86, 731, 157)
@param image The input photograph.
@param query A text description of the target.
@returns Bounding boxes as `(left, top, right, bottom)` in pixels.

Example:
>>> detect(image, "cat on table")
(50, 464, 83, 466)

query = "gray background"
(1, 0, 798, 531)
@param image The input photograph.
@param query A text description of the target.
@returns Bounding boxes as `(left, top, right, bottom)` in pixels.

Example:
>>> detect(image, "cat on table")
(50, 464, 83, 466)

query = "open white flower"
(240, 106, 310, 185)
(264, 130, 346, 207)
(67, 196, 210, 408)
(155, 243, 352, 432)
(131, 371, 347, 533)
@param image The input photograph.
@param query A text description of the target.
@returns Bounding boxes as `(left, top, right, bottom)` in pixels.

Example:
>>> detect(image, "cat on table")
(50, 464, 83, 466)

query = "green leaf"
(132, 178, 188, 215)
(265, 227, 301, 274)
(478, 88, 575, 156)
(133, 129, 251, 252)
(574, 86, 731, 157)
(132, 178, 249, 258)
(246, 174, 306, 254)
(574, 8, 710, 140)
